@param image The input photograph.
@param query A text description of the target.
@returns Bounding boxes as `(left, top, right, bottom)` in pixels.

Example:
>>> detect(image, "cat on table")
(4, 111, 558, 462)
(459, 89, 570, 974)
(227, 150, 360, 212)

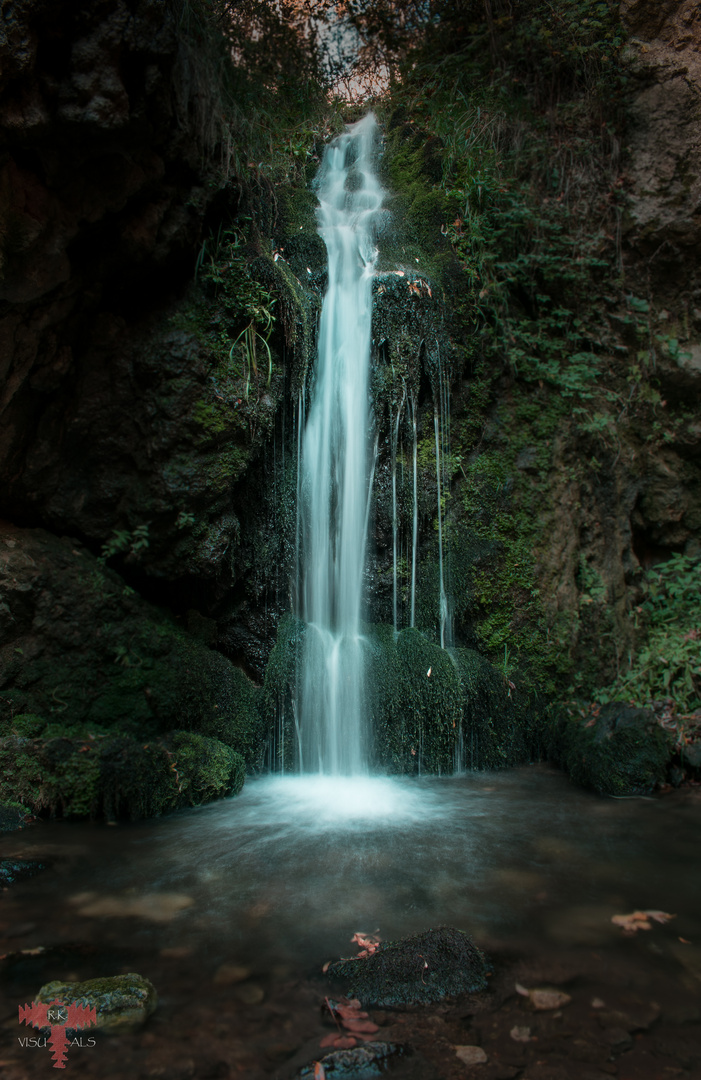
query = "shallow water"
(3, 764, 701, 979)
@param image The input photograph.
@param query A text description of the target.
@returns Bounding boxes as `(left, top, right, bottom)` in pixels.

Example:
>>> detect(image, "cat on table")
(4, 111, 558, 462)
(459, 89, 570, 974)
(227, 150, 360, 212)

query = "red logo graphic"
(18, 999, 97, 1068)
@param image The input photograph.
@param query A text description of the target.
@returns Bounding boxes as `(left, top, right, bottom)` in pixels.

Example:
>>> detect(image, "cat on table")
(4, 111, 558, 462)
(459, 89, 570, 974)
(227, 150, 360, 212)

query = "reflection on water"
(3, 765, 701, 976)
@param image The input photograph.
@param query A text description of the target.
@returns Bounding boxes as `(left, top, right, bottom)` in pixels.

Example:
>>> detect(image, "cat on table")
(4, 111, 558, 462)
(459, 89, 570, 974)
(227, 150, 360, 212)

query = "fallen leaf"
(515, 983, 529, 996)
(591, 997, 606, 1008)
(342, 1019, 379, 1034)
(455, 1045, 487, 1065)
(510, 1026, 532, 1043)
(646, 910, 676, 925)
(322, 1035, 356, 1049)
(351, 931, 380, 955)
(679, 937, 692, 944)
(612, 910, 675, 934)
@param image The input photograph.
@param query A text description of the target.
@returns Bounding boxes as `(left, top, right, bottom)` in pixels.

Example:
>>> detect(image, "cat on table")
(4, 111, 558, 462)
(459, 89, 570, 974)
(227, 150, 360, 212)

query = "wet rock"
(326, 927, 489, 1007)
(548, 703, 671, 796)
(0, 858, 45, 887)
(296, 1042, 409, 1078)
(0, 522, 259, 817)
(36, 972, 157, 1033)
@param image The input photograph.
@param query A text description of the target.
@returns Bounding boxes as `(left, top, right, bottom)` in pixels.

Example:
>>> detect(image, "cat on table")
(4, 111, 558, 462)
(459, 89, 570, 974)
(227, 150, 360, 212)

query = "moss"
(368, 626, 461, 774)
(36, 974, 157, 1033)
(0, 729, 245, 821)
(1, 611, 263, 768)
(261, 614, 305, 769)
(365, 625, 537, 773)
(451, 647, 537, 769)
(548, 703, 671, 796)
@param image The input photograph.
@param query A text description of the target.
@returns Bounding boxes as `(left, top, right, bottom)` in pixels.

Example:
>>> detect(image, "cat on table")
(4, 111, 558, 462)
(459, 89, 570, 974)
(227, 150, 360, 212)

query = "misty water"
(4, 768, 701, 993)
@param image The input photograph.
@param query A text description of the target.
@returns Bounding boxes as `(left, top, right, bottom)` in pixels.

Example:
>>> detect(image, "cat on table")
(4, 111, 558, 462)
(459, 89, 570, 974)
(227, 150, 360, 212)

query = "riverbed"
(2, 764, 700, 1078)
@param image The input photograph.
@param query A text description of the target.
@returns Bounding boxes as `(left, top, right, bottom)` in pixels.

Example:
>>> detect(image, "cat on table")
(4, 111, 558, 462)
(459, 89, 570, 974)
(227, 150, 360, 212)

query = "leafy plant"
(598, 554, 701, 710)
(100, 525, 150, 563)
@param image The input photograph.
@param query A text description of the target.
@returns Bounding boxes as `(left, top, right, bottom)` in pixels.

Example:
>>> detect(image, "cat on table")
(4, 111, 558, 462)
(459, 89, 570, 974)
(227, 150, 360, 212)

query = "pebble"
(455, 1045, 488, 1065)
(213, 964, 252, 986)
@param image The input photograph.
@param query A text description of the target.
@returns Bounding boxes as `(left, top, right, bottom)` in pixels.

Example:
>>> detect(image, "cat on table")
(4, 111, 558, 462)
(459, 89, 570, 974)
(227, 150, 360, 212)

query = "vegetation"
(598, 554, 701, 712)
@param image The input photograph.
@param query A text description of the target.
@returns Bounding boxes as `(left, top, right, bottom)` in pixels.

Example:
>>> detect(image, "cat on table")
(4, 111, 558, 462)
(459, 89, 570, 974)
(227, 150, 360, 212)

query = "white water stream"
(297, 114, 384, 774)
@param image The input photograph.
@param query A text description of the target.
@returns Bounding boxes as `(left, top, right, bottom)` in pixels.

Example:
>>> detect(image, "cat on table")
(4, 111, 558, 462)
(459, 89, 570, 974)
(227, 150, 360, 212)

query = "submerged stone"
(297, 1042, 409, 1079)
(36, 973, 157, 1033)
(0, 859, 46, 887)
(326, 927, 489, 1007)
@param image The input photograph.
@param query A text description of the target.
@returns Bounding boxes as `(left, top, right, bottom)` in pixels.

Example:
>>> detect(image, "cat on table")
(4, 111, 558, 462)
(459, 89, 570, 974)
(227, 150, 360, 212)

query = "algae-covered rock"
(366, 626, 537, 774)
(549, 703, 672, 796)
(36, 974, 157, 1033)
(326, 927, 489, 1007)
(0, 730, 245, 820)
(0, 524, 263, 786)
(296, 1043, 409, 1078)
(368, 626, 461, 774)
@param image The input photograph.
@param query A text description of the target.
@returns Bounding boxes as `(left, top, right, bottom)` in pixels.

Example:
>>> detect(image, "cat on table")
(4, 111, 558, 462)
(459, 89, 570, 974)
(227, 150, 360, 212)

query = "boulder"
(549, 702, 672, 796)
(326, 927, 489, 1007)
(36, 973, 157, 1033)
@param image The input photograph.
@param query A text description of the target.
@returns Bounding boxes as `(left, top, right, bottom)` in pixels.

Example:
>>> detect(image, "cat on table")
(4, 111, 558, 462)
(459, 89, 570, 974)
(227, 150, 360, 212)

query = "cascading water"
(297, 114, 384, 775)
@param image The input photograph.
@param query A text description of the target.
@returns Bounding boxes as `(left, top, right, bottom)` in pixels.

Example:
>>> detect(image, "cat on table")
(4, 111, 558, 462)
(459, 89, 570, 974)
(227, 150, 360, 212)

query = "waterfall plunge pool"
(2, 766, 700, 1078)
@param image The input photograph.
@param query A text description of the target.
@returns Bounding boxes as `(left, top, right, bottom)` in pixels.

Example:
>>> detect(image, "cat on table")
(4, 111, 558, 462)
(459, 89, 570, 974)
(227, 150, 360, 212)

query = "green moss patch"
(548, 703, 671, 796)
(0, 730, 244, 820)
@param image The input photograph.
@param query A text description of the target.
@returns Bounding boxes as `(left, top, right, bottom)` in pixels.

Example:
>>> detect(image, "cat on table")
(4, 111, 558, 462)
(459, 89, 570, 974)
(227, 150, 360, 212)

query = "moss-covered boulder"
(549, 703, 672, 796)
(367, 626, 537, 773)
(327, 927, 489, 1007)
(0, 730, 244, 820)
(0, 525, 263, 778)
(368, 626, 462, 773)
(36, 974, 157, 1033)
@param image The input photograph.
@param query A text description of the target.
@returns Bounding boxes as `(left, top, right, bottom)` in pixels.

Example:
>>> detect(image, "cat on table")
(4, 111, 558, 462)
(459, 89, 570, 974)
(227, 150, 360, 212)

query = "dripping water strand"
(410, 391, 418, 629)
(391, 385, 406, 634)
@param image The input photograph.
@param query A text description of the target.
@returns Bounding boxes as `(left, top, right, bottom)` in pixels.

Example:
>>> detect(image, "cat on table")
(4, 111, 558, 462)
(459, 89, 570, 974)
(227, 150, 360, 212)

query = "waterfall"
(297, 114, 383, 775)
(410, 391, 418, 628)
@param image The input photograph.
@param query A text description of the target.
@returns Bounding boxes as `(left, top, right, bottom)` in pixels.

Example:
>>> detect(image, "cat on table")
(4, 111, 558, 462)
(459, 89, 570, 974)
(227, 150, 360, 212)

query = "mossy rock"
(327, 927, 489, 1007)
(368, 626, 462, 774)
(451, 647, 537, 770)
(366, 626, 537, 773)
(36, 974, 157, 1033)
(0, 730, 245, 821)
(548, 703, 672, 796)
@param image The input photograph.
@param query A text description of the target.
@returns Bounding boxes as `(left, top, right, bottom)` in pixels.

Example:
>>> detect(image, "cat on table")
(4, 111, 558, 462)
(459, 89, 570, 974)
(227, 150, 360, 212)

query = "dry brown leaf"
(612, 909, 675, 934)
(455, 1045, 487, 1065)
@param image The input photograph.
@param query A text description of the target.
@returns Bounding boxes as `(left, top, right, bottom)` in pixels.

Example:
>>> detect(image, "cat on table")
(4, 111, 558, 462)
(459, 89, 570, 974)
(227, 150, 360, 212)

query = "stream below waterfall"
(2, 767, 700, 1078)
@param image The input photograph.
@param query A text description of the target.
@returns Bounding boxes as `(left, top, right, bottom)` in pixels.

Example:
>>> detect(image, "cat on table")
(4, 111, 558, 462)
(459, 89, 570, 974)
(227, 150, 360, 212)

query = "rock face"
(622, 0, 701, 281)
(1, 0, 700, 808)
